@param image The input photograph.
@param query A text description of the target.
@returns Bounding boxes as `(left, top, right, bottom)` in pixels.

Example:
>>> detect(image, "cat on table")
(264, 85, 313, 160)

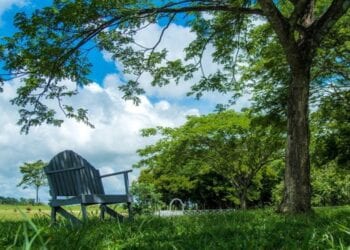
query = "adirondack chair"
(44, 150, 133, 224)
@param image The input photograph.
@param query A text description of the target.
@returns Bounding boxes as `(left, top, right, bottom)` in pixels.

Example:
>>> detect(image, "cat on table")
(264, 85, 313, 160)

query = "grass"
(0, 205, 349, 249)
(0, 204, 52, 221)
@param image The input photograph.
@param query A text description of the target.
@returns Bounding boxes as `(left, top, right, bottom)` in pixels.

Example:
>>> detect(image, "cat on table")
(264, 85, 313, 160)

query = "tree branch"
(56, 2, 264, 74)
(289, 0, 314, 28)
(259, 0, 296, 53)
(311, 0, 350, 45)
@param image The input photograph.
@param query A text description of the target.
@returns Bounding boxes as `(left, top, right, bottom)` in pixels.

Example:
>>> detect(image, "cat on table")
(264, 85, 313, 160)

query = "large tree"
(0, 0, 349, 213)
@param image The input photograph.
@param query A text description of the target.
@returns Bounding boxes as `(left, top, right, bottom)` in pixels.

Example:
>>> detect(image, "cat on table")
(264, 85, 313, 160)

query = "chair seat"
(50, 194, 132, 207)
(82, 194, 132, 204)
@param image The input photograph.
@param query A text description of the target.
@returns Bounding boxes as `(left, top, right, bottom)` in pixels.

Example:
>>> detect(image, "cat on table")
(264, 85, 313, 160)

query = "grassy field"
(0, 204, 52, 221)
(0, 204, 112, 221)
(0, 205, 349, 249)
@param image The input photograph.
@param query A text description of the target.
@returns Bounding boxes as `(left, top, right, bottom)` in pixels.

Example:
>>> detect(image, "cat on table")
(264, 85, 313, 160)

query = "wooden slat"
(56, 207, 81, 225)
(103, 205, 124, 221)
(45, 166, 84, 174)
(64, 171, 74, 195)
(49, 175, 58, 197)
(124, 173, 129, 195)
(100, 170, 132, 178)
(81, 168, 89, 194)
(81, 205, 88, 221)
(50, 196, 81, 207)
(81, 194, 129, 204)
(75, 168, 83, 194)
(87, 169, 94, 194)
(91, 169, 100, 194)
(54, 157, 66, 196)
(64, 152, 74, 195)
(99, 205, 105, 220)
(96, 170, 105, 194)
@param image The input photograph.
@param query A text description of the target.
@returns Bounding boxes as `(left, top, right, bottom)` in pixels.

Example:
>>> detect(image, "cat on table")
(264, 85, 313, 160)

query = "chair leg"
(103, 205, 124, 221)
(127, 202, 133, 220)
(81, 205, 88, 221)
(100, 205, 105, 220)
(56, 207, 81, 225)
(51, 207, 57, 224)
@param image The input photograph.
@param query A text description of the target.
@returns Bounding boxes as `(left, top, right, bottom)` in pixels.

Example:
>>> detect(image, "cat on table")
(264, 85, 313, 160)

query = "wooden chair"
(44, 150, 133, 224)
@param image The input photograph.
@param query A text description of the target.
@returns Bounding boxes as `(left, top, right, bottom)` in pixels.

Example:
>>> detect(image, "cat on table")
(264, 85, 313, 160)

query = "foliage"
(304, 89, 350, 207)
(0, 197, 35, 205)
(241, 9, 350, 120)
(135, 110, 284, 209)
(272, 163, 350, 207)
(311, 162, 350, 207)
(0, 1, 347, 132)
(130, 181, 164, 215)
(311, 90, 350, 169)
(17, 160, 47, 204)
(1, 206, 350, 249)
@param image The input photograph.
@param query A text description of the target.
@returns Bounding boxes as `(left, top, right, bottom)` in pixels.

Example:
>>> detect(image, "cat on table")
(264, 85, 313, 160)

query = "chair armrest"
(45, 166, 84, 175)
(100, 169, 133, 196)
(100, 169, 132, 178)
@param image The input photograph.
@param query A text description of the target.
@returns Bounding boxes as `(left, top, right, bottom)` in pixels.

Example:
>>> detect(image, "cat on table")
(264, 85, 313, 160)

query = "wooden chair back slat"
(45, 150, 105, 196)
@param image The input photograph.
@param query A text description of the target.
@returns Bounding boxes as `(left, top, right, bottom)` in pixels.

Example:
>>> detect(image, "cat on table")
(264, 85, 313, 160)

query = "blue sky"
(0, 0, 250, 202)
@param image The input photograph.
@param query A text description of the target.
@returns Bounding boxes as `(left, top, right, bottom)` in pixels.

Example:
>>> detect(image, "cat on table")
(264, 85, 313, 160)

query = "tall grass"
(1, 206, 349, 249)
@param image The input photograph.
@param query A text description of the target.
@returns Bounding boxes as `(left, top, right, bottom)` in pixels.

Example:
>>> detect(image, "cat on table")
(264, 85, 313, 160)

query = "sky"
(0, 0, 251, 202)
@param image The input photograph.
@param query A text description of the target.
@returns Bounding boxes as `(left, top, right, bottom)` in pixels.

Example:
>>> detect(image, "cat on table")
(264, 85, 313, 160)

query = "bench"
(44, 150, 132, 224)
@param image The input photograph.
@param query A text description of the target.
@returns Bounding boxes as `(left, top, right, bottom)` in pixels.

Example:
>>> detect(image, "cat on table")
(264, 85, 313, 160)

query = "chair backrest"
(45, 150, 105, 197)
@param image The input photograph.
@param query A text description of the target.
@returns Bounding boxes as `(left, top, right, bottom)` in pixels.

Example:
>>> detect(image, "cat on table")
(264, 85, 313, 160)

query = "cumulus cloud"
(0, 76, 200, 201)
(105, 22, 251, 110)
(0, 0, 27, 24)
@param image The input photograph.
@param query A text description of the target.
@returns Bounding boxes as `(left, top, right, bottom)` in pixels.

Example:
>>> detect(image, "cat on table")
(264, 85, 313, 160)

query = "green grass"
(0, 204, 52, 221)
(0, 205, 349, 249)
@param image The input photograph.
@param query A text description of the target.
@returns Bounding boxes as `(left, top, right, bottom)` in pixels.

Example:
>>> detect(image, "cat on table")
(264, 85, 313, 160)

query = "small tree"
(131, 181, 164, 215)
(17, 160, 47, 204)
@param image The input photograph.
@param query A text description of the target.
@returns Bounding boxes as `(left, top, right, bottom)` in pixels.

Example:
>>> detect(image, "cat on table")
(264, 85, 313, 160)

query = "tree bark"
(279, 63, 312, 213)
(240, 191, 247, 210)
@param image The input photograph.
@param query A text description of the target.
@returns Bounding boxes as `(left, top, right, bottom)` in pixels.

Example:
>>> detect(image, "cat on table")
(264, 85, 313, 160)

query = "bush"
(271, 162, 350, 207)
(130, 182, 164, 215)
(312, 162, 350, 206)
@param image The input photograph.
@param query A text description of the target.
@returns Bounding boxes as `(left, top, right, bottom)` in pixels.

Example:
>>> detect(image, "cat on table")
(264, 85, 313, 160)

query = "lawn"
(0, 205, 349, 249)
(0, 204, 52, 221)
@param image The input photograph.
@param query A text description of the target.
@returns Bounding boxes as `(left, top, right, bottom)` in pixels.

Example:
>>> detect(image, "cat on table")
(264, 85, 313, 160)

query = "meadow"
(0, 204, 349, 249)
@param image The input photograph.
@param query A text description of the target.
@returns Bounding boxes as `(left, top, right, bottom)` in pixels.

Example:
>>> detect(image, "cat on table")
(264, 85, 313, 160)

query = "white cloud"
(0, 77, 200, 201)
(107, 22, 250, 109)
(0, 0, 27, 24)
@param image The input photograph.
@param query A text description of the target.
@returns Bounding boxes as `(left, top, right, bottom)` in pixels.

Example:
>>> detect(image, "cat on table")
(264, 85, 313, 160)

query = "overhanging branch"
(311, 0, 350, 44)
(259, 0, 297, 59)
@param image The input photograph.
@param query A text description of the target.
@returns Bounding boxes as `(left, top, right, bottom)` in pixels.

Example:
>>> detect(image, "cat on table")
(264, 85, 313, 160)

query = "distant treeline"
(0, 196, 35, 205)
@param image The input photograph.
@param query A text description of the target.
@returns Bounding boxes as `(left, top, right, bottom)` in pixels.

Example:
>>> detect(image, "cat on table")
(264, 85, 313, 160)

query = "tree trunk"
(240, 191, 247, 210)
(279, 65, 312, 213)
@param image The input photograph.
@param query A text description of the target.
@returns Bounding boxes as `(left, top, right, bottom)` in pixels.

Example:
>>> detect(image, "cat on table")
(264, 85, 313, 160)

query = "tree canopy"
(17, 160, 47, 204)
(0, 0, 348, 131)
(136, 111, 284, 209)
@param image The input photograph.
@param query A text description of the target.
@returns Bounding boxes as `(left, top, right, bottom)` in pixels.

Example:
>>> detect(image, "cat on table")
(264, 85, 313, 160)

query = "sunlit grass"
(0, 204, 125, 221)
